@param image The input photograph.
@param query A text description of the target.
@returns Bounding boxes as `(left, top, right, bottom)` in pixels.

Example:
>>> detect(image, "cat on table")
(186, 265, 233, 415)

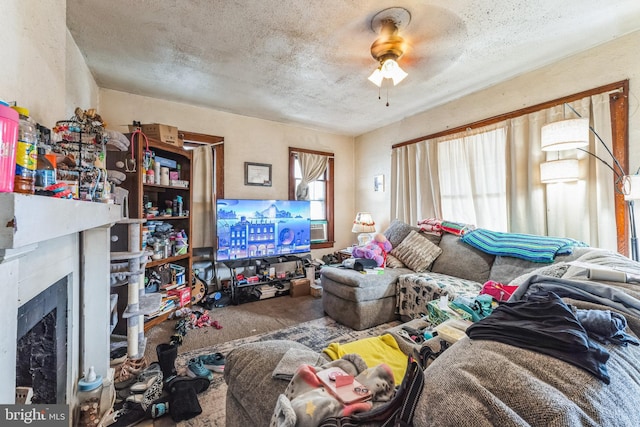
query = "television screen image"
(216, 199, 311, 261)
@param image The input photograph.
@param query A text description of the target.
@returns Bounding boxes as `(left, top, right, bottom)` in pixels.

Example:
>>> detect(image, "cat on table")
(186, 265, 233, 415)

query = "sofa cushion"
(224, 340, 317, 427)
(430, 233, 495, 284)
(488, 247, 593, 285)
(391, 230, 442, 272)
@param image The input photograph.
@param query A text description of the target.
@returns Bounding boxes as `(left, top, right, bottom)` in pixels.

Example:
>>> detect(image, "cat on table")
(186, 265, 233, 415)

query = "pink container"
(0, 104, 19, 192)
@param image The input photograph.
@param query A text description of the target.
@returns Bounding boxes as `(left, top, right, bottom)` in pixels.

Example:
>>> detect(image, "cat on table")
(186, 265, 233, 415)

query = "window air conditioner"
(310, 220, 328, 242)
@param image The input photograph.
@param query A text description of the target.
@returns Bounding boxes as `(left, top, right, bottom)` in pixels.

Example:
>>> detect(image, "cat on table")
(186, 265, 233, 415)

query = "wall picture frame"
(245, 162, 272, 186)
(374, 174, 385, 192)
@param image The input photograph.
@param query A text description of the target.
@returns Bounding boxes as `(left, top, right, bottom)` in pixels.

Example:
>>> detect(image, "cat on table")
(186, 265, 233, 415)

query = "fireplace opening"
(16, 277, 68, 404)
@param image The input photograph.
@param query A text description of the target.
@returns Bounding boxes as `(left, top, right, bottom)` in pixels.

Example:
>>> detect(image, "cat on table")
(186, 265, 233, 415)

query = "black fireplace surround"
(16, 277, 68, 404)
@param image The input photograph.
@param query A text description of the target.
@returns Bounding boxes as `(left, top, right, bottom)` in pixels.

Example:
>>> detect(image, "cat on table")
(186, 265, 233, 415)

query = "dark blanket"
(466, 290, 611, 383)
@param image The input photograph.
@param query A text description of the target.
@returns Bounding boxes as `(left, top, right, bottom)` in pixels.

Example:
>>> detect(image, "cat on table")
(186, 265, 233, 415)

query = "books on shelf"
(144, 297, 177, 320)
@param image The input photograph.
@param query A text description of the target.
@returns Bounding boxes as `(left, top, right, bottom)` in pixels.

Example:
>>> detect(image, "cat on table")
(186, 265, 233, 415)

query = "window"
(391, 80, 629, 255)
(289, 147, 334, 248)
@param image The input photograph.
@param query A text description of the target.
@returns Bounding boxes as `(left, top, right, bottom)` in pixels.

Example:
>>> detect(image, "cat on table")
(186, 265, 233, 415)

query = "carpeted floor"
(144, 295, 325, 360)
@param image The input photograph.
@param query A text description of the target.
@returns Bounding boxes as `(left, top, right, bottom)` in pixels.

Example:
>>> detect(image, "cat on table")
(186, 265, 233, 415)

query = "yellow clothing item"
(323, 333, 407, 386)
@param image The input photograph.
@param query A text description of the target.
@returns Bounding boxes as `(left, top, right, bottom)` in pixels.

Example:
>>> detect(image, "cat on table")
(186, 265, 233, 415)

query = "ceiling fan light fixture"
(368, 68, 384, 87)
(381, 58, 407, 85)
(367, 7, 411, 102)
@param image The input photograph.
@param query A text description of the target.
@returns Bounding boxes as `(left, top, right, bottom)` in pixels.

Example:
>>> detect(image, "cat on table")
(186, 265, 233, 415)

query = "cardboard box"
(290, 278, 310, 297)
(310, 284, 322, 298)
(136, 124, 181, 146)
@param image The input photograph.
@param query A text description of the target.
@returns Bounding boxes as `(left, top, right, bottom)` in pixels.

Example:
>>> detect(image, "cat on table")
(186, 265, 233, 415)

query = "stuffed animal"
(351, 233, 392, 267)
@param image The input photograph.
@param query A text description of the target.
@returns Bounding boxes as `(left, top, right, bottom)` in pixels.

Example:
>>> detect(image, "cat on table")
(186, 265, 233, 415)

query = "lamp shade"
(540, 159, 579, 184)
(368, 59, 407, 88)
(368, 68, 384, 87)
(352, 212, 376, 233)
(541, 118, 590, 151)
(623, 175, 640, 201)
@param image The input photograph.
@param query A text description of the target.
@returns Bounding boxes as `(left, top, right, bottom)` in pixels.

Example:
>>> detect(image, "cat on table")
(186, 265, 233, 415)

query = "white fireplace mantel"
(0, 193, 122, 404)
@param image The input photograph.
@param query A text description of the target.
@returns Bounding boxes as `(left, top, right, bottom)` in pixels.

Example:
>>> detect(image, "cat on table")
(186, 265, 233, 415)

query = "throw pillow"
(390, 230, 442, 272)
(383, 219, 420, 248)
(385, 254, 406, 268)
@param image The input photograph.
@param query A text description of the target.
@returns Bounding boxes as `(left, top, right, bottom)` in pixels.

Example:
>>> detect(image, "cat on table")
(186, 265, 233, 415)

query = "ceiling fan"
(367, 7, 411, 89)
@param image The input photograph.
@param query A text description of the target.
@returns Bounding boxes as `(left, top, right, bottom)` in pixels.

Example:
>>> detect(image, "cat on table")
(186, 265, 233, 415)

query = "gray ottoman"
(320, 266, 412, 330)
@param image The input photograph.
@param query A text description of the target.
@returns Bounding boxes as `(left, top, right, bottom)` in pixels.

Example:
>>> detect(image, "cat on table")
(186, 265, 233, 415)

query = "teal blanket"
(461, 228, 588, 263)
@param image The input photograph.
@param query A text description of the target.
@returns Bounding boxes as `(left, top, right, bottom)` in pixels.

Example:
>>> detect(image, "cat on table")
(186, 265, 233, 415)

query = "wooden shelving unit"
(108, 134, 193, 332)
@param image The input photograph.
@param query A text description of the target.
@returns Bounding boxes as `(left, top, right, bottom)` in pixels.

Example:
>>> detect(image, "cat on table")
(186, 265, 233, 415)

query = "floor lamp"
(624, 176, 640, 261)
(541, 104, 638, 261)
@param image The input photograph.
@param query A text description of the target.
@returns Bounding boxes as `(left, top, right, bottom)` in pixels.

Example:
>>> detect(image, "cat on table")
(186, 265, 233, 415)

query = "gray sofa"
(224, 244, 640, 426)
(321, 219, 586, 330)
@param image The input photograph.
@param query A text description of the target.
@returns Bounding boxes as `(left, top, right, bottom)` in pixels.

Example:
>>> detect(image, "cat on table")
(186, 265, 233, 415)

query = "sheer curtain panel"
(295, 152, 328, 201)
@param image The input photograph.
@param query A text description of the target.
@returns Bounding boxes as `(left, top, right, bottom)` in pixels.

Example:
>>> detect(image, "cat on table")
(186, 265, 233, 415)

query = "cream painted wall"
(98, 89, 356, 256)
(355, 30, 640, 233)
(65, 29, 100, 118)
(0, 0, 67, 127)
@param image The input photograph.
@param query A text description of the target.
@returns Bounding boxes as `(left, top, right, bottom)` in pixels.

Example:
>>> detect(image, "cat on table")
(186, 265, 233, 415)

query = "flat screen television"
(216, 198, 311, 261)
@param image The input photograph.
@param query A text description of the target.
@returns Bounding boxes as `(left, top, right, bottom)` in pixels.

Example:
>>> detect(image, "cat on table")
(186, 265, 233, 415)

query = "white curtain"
(391, 93, 617, 250)
(390, 138, 440, 225)
(191, 145, 215, 248)
(506, 110, 550, 235)
(438, 127, 507, 230)
(295, 152, 328, 200)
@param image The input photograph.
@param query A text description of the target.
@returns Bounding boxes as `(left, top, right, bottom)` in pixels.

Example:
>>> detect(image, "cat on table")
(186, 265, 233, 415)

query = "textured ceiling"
(67, 0, 640, 136)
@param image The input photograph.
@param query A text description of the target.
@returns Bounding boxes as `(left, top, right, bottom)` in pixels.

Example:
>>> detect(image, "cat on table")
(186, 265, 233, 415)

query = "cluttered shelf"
(146, 252, 190, 268)
(143, 183, 189, 191)
(220, 254, 315, 304)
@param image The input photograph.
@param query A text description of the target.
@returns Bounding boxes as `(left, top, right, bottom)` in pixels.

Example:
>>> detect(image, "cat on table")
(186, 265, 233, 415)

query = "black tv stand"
(222, 254, 308, 304)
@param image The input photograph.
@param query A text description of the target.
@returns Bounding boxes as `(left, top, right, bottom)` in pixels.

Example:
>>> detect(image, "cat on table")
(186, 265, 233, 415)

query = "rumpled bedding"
(413, 273, 640, 427)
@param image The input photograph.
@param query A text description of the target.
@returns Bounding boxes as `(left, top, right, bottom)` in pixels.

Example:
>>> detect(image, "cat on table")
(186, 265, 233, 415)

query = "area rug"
(173, 316, 401, 426)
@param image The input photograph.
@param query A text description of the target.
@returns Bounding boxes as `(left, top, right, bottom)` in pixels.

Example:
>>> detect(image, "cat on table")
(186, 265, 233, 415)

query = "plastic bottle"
(76, 366, 103, 427)
(35, 146, 56, 188)
(173, 195, 183, 216)
(154, 160, 161, 184)
(0, 102, 19, 192)
(12, 106, 37, 194)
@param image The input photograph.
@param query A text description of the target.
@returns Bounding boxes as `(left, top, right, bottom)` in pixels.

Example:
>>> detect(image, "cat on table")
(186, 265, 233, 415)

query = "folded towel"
(272, 348, 324, 381)
(441, 220, 475, 236)
(461, 228, 588, 263)
(104, 129, 131, 152)
(418, 218, 443, 235)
